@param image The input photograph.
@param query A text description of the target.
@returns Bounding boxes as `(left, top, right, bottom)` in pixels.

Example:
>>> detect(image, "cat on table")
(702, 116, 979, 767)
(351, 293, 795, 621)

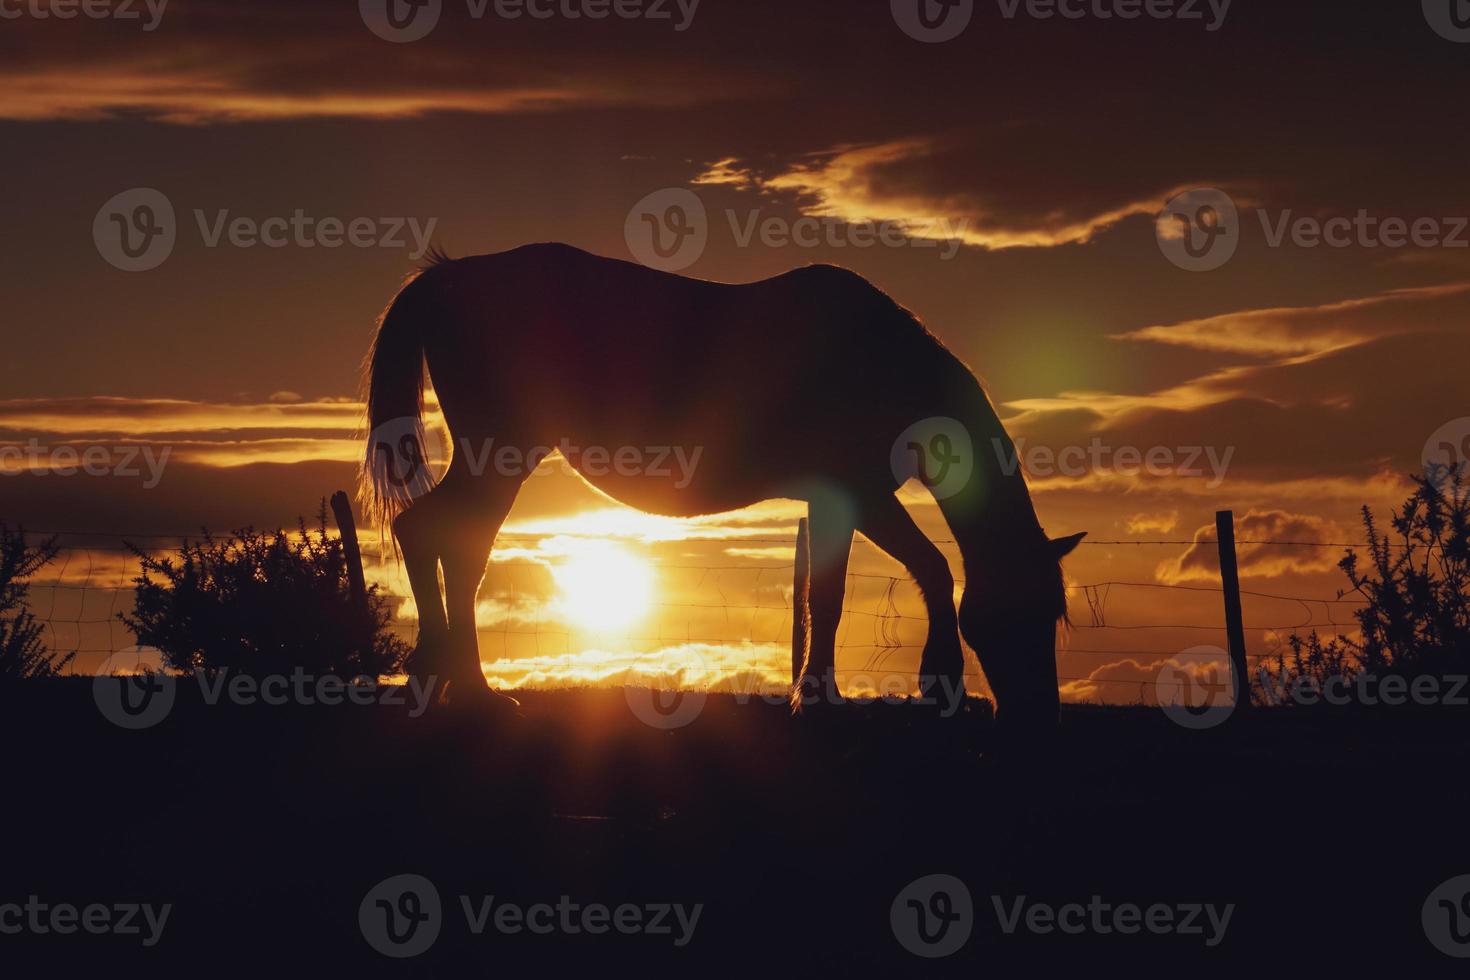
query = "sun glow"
(550, 541, 655, 632)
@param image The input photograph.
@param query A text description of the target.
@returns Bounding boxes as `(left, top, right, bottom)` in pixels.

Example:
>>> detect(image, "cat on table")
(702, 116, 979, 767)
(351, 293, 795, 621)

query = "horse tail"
(358, 271, 436, 548)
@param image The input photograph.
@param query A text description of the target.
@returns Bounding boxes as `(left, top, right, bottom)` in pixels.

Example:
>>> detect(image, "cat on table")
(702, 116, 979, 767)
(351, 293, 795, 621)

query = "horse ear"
(1050, 531, 1087, 559)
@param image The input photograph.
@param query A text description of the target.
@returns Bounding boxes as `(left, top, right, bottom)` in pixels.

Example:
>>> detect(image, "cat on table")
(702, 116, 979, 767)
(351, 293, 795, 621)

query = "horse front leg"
(852, 492, 966, 714)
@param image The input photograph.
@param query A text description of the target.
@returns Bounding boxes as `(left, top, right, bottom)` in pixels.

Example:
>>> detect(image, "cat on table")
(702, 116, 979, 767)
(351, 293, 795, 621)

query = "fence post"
(791, 516, 811, 686)
(330, 490, 369, 612)
(1215, 510, 1251, 714)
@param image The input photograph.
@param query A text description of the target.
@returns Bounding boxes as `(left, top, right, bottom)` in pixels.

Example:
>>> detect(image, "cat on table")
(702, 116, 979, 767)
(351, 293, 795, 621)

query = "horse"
(359, 243, 1084, 736)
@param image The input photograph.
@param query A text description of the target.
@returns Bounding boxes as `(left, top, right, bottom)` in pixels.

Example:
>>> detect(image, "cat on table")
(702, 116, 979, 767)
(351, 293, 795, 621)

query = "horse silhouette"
(360, 243, 1084, 735)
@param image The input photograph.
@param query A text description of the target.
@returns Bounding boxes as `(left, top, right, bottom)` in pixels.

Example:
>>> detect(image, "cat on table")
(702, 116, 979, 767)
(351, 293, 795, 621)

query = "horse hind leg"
(437, 469, 528, 710)
(393, 490, 452, 686)
(792, 495, 855, 713)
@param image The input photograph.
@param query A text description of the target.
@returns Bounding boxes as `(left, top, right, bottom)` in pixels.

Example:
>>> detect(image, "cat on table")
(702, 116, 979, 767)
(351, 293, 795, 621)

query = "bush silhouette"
(1262, 469, 1470, 699)
(0, 524, 74, 681)
(121, 505, 409, 679)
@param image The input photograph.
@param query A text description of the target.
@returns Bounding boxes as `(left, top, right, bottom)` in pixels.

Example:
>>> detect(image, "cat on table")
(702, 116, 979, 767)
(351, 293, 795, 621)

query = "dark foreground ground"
(2, 680, 1468, 974)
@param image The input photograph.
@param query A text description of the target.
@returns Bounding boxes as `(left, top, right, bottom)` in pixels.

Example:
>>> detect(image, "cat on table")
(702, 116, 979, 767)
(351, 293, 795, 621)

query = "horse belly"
(563, 448, 764, 518)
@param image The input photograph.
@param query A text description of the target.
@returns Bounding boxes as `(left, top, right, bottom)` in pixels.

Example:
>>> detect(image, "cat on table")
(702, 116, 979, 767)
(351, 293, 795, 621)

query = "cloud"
(1157, 510, 1347, 584)
(1001, 286, 1470, 495)
(697, 138, 1189, 251)
(0, 65, 604, 124)
(1112, 283, 1470, 358)
(1126, 512, 1179, 536)
(0, 1, 763, 124)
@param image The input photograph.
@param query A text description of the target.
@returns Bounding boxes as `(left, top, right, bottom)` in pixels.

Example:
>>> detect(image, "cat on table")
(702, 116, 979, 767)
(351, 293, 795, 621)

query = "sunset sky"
(3, 0, 1468, 701)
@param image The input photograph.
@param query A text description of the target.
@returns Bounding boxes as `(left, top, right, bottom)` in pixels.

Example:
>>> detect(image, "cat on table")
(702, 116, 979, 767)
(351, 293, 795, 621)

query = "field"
(3, 681, 1469, 972)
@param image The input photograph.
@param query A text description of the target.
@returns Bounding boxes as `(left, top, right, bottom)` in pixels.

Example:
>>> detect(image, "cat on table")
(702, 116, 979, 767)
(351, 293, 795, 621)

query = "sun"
(551, 541, 655, 632)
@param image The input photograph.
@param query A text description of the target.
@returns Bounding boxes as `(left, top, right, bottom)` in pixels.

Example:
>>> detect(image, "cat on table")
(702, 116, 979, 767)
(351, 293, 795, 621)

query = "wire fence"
(13, 527, 1375, 698)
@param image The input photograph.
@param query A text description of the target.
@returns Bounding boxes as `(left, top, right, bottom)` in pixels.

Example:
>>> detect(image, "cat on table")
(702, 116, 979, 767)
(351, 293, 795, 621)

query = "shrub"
(0, 525, 74, 681)
(1261, 469, 1470, 701)
(121, 505, 409, 679)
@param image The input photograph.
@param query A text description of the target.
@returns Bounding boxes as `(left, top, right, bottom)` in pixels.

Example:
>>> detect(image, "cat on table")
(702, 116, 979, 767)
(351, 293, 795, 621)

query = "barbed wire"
(11, 528, 1404, 550)
(13, 528, 1368, 696)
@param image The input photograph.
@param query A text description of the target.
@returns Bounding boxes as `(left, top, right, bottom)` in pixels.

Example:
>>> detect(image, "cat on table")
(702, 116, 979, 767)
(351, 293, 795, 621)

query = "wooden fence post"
(330, 490, 369, 612)
(1215, 509, 1251, 714)
(791, 516, 811, 686)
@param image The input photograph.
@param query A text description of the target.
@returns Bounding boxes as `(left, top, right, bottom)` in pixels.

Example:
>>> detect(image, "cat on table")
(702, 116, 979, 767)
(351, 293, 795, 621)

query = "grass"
(2, 680, 1467, 971)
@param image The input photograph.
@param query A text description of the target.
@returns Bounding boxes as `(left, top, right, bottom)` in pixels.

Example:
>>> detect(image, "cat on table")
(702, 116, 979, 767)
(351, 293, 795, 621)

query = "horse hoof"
(430, 675, 523, 719)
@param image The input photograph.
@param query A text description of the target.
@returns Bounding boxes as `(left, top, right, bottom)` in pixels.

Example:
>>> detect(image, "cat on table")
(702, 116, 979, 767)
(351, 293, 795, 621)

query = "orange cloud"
(1111, 283, 1470, 358)
(1157, 510, 1348, 584)
(697, 140, 1188, 251)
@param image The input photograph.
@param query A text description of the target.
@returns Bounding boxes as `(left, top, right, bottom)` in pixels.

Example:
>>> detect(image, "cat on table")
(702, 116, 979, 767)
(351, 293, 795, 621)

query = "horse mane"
(421, 244, 455, 269)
